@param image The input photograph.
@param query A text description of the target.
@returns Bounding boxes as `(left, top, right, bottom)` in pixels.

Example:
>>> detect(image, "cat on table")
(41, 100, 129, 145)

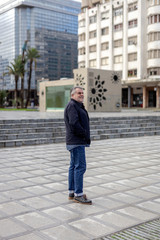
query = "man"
(64, 86, 92, 205)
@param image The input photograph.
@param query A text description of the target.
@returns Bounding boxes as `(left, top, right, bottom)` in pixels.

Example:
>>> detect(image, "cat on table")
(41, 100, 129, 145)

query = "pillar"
(128, 86, 131, 108)
(156, 86, 160, 109)
(143, 86, 147, 109)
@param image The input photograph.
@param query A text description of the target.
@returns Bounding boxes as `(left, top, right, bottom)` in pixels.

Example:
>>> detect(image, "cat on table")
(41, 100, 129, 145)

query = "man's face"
(72, 88, 84, 103)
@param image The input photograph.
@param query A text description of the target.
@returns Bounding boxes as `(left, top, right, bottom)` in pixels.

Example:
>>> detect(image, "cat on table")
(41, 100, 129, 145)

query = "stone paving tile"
(43, 206, 79, 222)
(11, 233, 46, 240)
(117, 206, 158, 221)
(95, 211, 137, 228)
(108, 192, 142, 204)
(0, 201, 31, 217)
(142, 185, 160, 194)
(41, 225, 90, 240)
(67, 202, 104, 217)
(69, 218, 115, 238)
(0, 219, 27, 238)
(43, 192, 70, 204)
(2, 189, 33, 200)
(125, 188, 158, 200)
(15, 212, 58, 229)
(137, 201, 160, 214)
(20, 196, 57, 210)
(93, 197, 126, 210)
(23, 186, 53, 195)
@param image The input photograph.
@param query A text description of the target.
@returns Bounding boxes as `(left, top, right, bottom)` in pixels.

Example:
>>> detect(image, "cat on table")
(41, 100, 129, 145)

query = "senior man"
(64, 86, 92, 205)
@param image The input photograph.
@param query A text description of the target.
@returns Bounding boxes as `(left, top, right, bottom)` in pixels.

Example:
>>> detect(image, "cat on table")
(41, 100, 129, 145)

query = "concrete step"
(0, 136, 66, 148)
(1, 116, 160, 148)
(99, 130, 160, 140)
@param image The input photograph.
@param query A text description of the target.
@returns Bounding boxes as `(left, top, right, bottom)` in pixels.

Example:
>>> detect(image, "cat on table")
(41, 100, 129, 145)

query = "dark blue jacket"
(64, 99, 90, 145)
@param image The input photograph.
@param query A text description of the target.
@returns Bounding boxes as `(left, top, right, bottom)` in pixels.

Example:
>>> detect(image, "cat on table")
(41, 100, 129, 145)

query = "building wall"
(74, 68, 122, 112)
(78, 0, 160, 100)
(39, 79, 74, 111)
(39, 68, 121, 112)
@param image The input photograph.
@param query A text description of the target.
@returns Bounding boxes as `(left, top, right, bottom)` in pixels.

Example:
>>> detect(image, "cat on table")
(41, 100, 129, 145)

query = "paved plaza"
(0, 130, 160, 239)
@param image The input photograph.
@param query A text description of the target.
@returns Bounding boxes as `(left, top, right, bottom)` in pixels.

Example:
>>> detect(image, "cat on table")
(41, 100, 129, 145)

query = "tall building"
(0, 0, 81, 102)
(78, 0, 160, 108)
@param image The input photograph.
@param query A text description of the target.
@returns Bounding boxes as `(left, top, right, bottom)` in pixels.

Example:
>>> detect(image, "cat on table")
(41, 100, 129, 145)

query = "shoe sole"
(74, 199, 92, 205)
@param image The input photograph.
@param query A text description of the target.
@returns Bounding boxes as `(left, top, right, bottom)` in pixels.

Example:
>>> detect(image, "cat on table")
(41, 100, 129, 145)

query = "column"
(108, 0, 113, 70)
(122, 0, 128, 80)
(128, 86, 131, 108)
(143, 86, 147, 109)
(96, 4, 101, 69)
(85, 8, 89, 68)
(156, 86, 160, 109)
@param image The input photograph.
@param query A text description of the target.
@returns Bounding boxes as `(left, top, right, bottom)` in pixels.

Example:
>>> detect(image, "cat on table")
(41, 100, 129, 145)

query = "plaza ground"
(0, 109, 160, 239)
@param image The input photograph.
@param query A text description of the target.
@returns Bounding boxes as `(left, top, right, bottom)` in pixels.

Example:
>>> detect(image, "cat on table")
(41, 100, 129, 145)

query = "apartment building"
(78, 0, 160, 108)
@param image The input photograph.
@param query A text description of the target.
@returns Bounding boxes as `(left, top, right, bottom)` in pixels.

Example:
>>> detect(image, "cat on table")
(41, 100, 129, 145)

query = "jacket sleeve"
(67, 104, 86, 138)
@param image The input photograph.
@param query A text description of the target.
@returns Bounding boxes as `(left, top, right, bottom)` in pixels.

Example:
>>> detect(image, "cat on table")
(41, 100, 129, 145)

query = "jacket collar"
(71, 98, 84, 108)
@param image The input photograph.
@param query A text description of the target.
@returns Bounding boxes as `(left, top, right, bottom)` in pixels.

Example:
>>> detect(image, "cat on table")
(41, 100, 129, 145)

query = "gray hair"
(70, 86, 83, 96)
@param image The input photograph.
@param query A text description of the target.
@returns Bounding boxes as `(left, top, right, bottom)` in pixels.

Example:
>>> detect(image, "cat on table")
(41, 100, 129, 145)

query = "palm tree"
(21, 40, 28, 108)
(20, 55, 27, 108)
(6, 56, 24, 108)
(25, 48, 40, 108)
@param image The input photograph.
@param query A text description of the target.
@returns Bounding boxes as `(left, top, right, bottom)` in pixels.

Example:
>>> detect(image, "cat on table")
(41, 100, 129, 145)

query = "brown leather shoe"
(74, 195, 92, 205)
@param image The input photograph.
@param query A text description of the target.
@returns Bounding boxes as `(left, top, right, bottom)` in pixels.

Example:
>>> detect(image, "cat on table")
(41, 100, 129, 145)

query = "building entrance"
(148, 90, 156, 107)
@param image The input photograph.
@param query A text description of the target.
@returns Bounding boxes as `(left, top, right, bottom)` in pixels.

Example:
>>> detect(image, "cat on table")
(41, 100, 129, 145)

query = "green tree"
(25, 48, 40, 108)
(0, 90, 8, 108)
(6, 56, 24, 108)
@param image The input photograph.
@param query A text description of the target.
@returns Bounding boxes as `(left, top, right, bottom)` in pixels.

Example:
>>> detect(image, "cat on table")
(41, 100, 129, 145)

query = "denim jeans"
(69, 146, 86, 196)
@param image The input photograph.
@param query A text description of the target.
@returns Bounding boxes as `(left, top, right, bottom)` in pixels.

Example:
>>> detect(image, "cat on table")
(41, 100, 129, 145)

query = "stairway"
(0, 116, 160, 147)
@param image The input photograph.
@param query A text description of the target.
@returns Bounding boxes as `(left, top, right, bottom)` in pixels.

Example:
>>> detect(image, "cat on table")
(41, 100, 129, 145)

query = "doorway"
(148, 90, 156, 107)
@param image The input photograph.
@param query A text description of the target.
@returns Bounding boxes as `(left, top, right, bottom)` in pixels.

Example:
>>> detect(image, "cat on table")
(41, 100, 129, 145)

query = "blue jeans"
(69, 146, 86, 196)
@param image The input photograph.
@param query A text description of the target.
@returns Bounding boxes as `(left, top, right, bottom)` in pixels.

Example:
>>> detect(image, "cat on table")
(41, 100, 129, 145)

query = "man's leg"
(69, 146, 92, 204)
(68, 150, 75, 194)
(74, 146, 86, 196)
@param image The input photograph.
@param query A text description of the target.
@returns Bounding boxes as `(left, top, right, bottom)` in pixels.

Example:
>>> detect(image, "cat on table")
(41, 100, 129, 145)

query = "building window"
(148, 68, 160, 76)
(128, 69, 137, 77)
(89, 30, 97, 38)
(148, 0, 160, 6)
(114, 23, 123, 32)
(79, 47, 85, 55)
(114, 55, 122, 63)
(101, 11, 109, 20)
(101, 42, 109, 50)
(148, 14, 160, 24)
(89, 15, 97, 24)
(128, 19, 137, 28)
(148, 50, 160, 59)
(79, 61, 85, 68)
(114, 8, 123, 16)
(89, 59, 96, 68)
(101, 27, 109, 35)
(128, 2, 138, 12)
(89, 45, 96, 53)
(114, 39, 123, 48)
(128, 53, 137, 61)
(79, 33, 85, 41)
(128, 36, 137, 45)
(79, 20, 85, 28)
(148, 32, 160, 41)
(101, 57, 109, 66)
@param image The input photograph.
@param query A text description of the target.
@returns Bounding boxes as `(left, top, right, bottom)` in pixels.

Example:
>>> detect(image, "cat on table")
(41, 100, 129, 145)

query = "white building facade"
(78, 0, 160, 108)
